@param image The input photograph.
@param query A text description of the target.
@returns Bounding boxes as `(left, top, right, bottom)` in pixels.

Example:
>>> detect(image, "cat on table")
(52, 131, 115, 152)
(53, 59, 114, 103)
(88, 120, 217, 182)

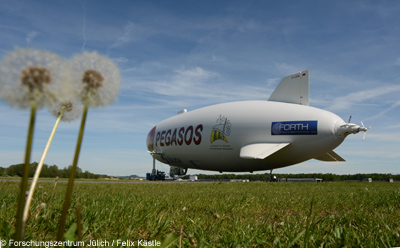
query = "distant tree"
(29, 162, 38, 177)
(82, 170, 89, 179)
(6, 163, 24, 176)
(48, 165, 59, 178)
(39, 164, 49, 177)
(76, 166, 82, 178)
(0, 167, 6, 176)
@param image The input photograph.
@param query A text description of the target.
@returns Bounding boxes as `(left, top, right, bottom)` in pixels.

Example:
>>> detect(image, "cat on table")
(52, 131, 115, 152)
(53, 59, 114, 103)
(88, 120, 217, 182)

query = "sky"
(0, 0, 399, 177)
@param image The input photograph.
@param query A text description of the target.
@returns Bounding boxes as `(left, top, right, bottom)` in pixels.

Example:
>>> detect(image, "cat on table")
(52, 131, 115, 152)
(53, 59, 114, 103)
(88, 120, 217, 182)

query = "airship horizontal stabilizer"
(314, 151, 345, 162)
(240, 143, 290, 160)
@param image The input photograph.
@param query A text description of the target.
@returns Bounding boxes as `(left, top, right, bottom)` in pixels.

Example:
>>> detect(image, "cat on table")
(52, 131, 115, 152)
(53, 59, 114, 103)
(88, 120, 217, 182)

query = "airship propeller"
(360, 121, 372, 141)
(338, 116, 371, 140)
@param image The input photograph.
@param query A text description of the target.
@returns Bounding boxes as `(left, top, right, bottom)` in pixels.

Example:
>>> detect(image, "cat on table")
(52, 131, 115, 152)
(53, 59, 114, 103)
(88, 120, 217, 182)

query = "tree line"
(0, 162, 107, 179)
(189, 173, 400, 182)
(2, 163, 397, 182)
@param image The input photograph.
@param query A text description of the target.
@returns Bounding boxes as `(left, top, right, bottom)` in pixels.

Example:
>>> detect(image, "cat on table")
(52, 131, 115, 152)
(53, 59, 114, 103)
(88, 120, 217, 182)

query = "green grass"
(1, 181, 399, 247)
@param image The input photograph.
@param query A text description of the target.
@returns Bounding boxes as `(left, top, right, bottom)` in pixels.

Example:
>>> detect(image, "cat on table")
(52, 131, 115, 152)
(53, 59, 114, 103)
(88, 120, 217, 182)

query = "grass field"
(0, 180, 399, 247)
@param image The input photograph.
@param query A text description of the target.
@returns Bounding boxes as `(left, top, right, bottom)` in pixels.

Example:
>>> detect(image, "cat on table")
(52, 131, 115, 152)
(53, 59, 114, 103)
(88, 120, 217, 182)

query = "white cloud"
(172, 66, 220, 85)
(111, 22, 151, 48)
(211, 54, 224, 62)
(367, 131, 400, 142)
(267, 77, 280, 87)
(112, 57, 129, 64)
(122, 65, 271, 108)
(275, 63, 302, 74)
(327, 85, 400, 112)
(363, 100, 400, 121)
(25, 31, 39, 43)
(145, 67, 221, 100)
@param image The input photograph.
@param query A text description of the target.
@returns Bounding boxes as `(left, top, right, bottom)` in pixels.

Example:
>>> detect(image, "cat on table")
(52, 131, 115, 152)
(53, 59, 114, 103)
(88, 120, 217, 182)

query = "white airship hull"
(146, 70, 369, 174)
(147, 101, 346, 172)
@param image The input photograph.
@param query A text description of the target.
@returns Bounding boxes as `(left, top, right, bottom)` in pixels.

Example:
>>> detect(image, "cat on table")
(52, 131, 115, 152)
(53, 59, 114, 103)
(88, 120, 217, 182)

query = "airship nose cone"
(146, 126, 156, 152)
(334, 118, 348, 139)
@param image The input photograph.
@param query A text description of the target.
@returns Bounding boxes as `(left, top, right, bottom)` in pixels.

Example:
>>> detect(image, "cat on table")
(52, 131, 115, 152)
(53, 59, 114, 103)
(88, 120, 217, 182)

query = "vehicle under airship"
(146, 70, 370, 177)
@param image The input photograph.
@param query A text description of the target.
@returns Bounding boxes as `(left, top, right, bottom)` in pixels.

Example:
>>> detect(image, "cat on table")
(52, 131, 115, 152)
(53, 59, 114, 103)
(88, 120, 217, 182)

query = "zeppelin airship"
(146, 70, 370, 177)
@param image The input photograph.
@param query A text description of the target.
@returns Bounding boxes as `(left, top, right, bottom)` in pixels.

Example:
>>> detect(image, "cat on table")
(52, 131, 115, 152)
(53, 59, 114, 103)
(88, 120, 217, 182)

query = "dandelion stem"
(23, 112, 63, 225)
(57, 99, 89, 241)
(14, 104, 37, 241)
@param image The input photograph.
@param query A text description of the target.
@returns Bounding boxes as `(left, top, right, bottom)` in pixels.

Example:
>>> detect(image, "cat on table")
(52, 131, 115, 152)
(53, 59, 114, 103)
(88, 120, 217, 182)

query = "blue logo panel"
(271, 121, 318, 135)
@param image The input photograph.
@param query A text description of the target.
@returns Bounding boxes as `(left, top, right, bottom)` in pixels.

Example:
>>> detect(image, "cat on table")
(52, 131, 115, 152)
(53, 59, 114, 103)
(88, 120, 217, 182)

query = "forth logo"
(271, 121, 318, 135)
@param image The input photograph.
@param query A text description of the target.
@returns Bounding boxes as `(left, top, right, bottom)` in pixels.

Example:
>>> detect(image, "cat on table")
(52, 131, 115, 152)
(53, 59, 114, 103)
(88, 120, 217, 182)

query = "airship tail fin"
(314, 150, 345, 162)
(268, 70, 309, 105)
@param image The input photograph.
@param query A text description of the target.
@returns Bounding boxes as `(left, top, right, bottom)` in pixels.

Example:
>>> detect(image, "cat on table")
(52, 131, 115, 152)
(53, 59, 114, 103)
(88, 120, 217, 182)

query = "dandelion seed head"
(49, 98, 83, 122)
(0, 48, 71, 109)
(62, 101, 74, 112)
(69, 51, 120, 107)
(21, 67, 51, 91)
(40, 203, 46, 209)
(82, 69, 103, 89)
